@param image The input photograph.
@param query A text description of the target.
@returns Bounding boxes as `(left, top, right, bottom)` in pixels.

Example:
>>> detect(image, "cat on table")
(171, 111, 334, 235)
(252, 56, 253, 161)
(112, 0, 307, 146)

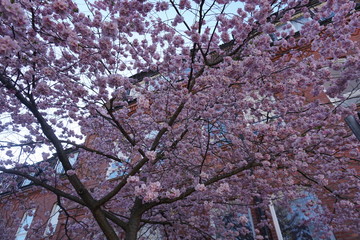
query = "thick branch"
(0, 166, 85, 205)
(103, 210, 128, 230)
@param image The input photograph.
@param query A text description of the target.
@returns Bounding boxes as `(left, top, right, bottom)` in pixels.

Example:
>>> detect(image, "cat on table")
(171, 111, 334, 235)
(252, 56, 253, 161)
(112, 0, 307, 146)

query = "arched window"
(15, 208, 36, 240)
(44, 204, 61, 236)
(270, 192, 335, 240)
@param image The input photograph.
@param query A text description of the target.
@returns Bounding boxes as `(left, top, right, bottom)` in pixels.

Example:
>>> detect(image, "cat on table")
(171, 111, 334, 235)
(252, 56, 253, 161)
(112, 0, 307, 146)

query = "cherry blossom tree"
(0, 0, 359, 239)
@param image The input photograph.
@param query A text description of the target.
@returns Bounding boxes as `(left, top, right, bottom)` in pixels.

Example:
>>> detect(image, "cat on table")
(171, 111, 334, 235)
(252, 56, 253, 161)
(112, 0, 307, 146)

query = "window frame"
(269, 193, 336, 240)
(44, 203, 61, 236)
(15, 208, 36, 240)
(324, 58, 360, 107)
(211, 207, 256, 240)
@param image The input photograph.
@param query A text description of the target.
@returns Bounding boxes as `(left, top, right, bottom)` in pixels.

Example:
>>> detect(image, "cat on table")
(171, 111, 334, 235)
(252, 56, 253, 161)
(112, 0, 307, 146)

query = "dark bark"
(125, 198, 144, 240)
(125, 215, 141, 240)
(92, 209, 120, 240)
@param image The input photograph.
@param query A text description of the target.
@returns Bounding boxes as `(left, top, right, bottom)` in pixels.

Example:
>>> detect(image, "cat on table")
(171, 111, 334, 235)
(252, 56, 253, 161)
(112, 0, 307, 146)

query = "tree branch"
(0, 166, 85, 205)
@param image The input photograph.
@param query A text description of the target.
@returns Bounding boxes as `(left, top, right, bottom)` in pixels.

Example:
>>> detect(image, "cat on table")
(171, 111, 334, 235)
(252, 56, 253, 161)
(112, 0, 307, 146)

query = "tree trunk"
(125, 214, 141, 240)
(92, 208, 120, 240)
(125, 198, 143, 240)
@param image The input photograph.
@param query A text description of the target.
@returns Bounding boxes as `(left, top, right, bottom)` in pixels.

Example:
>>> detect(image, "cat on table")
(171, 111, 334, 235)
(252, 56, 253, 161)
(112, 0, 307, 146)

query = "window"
(319, 12, 335, 24)
(21, 178, 32, 187)
(145, 130, 159, 140)
(270, 16, 311, 41)
(222, 209, 255, 240)
(106, 160, 128, 179)
(207, 121, 231, 146)
(129, 72, 161, 96)
(339, 79, 360, 107)
(270, 193, 335, 240)
(15, 208, 36, 240)
(290, 16, 311, 32)
(212, 208, 255, 240)
(20, 172, 35, 187)
(325, 59, 360, 107)
(44, 204, 61, 236)
(55, 152, 79, 174)
(106, 152, 130, 180)
(138, 224, 161, 239)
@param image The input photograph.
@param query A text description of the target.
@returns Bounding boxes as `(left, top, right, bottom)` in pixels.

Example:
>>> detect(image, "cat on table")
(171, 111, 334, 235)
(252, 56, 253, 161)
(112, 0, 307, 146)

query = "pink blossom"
(102, 21, 118, 37)
(143, 191, 158, 202)
(216, 183, 230, 194)
(179, 0, 191, 9)
(145, 150, 156, 161)
(172, 15, 184, 26)
(239, 215, 248, 224)
(195, 184, 206, 192)
(0, 36, 20, 57)
(166, 188, 181, 198)
(5, 150, 13, 157)
(155, 2, 168, 11)
(135, 184, 146, 196)
(52, 0, 68, 13)
(66, 170, 76, 176)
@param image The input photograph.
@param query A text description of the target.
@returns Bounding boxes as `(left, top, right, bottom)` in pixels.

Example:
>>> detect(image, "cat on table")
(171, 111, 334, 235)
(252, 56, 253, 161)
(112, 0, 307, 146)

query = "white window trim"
(247, 208, 256, 240)
(15, 208, 36, 240)
(269, 201, 284, 240)
(269, 194, 336, 240)
(44, 204, 61, 236)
